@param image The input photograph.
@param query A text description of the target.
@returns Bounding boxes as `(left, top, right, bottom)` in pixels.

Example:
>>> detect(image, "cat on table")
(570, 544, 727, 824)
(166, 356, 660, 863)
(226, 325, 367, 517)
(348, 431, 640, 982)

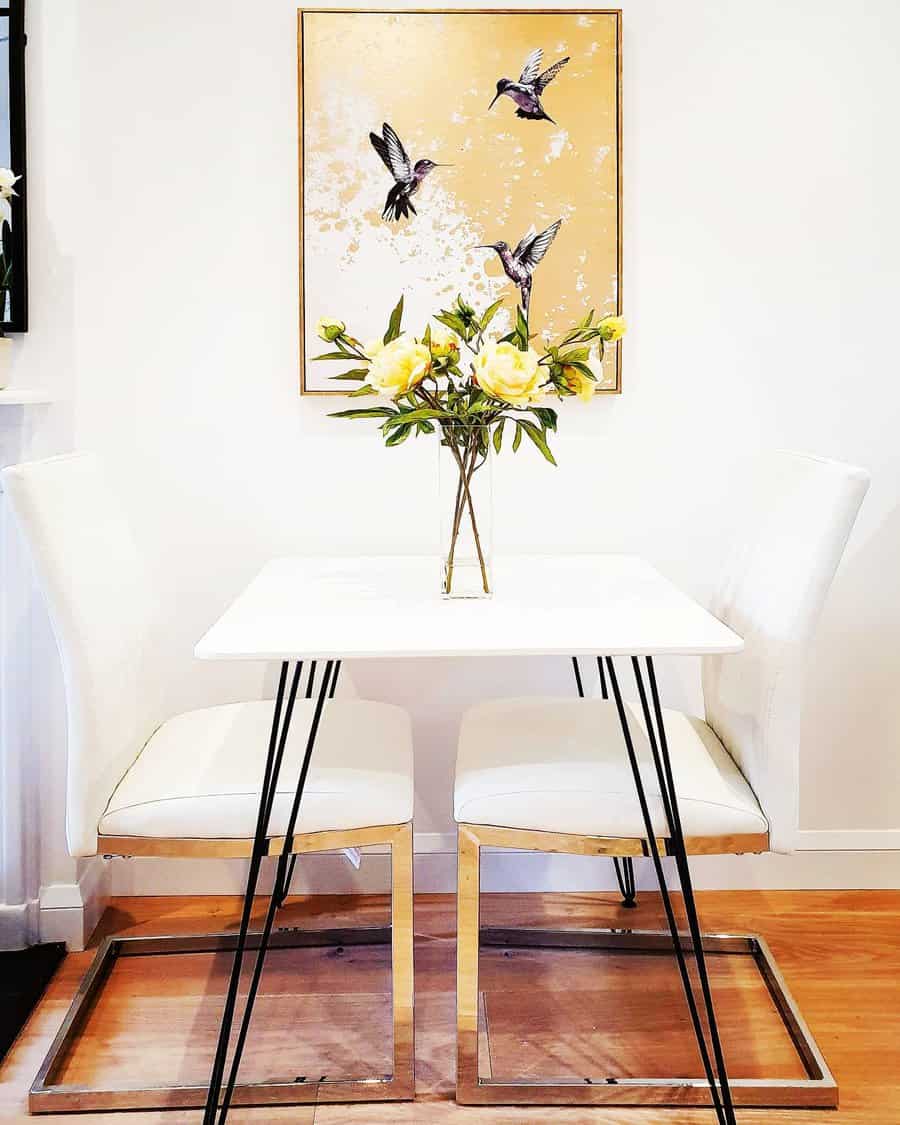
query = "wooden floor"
(1, 890, 899, 1123)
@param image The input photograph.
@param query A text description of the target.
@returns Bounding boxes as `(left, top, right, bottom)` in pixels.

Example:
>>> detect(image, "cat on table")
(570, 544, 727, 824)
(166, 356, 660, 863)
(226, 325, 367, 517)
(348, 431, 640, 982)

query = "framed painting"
(0, 0, 27, 332)
(298, 8, 621, 394)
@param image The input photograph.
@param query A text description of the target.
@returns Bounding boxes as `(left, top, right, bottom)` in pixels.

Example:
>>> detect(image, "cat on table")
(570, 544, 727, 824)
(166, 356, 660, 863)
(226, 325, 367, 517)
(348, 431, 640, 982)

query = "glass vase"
(439, 423, 493, 598)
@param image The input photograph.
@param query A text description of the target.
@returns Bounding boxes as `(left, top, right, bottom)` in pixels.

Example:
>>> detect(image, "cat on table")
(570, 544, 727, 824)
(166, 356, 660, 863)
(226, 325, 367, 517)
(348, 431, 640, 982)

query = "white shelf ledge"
(0, 388, 52, 404)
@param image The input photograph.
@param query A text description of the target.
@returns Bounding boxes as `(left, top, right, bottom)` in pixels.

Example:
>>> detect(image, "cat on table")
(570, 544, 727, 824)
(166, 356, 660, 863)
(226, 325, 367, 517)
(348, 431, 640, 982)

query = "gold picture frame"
(298, 8, 623, 395)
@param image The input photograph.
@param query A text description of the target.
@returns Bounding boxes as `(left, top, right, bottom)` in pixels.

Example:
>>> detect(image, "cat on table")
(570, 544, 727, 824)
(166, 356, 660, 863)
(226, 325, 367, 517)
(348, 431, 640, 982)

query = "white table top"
(195, 555, 743, 662)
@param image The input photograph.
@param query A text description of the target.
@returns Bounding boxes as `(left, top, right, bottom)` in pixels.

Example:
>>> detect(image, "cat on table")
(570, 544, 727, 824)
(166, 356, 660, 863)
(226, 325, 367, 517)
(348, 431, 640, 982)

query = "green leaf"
(384, 295, 404, 344)
(382, 407, 448, 430)
(559, 346, 590, 363)
(329, 407, 397, 420)
(348, 384, 378, 397)
(422, 323, 432, 348)
(480, 297, 505, 332)
(532, 407, 558, 431)
(512, 423, 523, 452)
(517, 419, 557, 465)
(456, 294, 476, 318)
(330, 368, 369, 381)
(417, 420, 436, 435)
(385, 424, 411, 446)
(566, 360, 596, 380)
(492, 418, 506, 453)
(515, 306, 529, 350)
(435, 311, 467, 336)
(312, 351, 353, 361)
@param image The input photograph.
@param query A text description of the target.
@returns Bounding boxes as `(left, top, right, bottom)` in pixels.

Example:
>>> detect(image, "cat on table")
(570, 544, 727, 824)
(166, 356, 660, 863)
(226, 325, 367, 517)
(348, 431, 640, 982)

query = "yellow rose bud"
(365, 334, 432, 396)
(429, 324, 460, 360)
(472, 341, 545, 406)
(598, 314, 626, 342)
(316, 316, 345, 342)
(560, 363, 596, 402)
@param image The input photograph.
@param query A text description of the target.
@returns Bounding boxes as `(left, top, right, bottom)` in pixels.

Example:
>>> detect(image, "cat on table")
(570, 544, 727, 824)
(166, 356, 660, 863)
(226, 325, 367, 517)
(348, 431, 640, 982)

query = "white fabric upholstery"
(99, 699, 413, 839)
(701, 451, 869, 851)
(2, 454, 166, 857)
(455, 698, 768, 839)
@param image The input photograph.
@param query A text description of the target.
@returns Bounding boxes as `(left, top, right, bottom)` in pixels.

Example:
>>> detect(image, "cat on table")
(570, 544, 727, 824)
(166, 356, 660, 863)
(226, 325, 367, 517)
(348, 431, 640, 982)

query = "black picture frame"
(0, 0, 26, 333)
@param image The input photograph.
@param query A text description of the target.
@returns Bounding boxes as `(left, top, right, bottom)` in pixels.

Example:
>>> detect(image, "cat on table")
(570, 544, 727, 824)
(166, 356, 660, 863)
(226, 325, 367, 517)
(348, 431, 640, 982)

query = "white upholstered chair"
(454, 450, 869, 1109)
(3, 453, 415, 1113)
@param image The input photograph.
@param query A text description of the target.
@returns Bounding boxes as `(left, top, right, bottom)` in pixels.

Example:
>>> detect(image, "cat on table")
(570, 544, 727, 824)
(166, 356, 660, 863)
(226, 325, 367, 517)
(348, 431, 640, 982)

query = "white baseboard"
(109, 832, 900, 897)
(0, 897, 39, 951)
(39, 856, 110, 950)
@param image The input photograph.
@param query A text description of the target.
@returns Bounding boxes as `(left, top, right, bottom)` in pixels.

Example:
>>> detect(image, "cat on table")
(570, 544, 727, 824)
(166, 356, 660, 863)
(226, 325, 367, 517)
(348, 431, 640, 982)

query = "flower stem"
(444, 438, 471, 593)
(444, 432, 490, 595)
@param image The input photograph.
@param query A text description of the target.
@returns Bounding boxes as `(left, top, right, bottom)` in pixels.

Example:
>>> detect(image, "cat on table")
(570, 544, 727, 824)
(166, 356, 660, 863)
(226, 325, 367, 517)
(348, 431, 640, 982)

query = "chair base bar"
(459, 926, 838, 1110)
(29, 926, 412, 1114)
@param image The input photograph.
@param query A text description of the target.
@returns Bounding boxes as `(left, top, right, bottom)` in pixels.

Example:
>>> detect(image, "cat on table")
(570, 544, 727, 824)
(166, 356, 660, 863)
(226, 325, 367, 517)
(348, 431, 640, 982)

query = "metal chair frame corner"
(29, 820, 415, 1114)
(455, 820, 837, 1110)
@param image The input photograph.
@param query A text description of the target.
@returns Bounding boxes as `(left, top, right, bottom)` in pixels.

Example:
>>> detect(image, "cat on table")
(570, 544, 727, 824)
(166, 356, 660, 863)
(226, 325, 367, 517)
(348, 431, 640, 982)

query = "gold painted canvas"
(298, 8, 622, 394)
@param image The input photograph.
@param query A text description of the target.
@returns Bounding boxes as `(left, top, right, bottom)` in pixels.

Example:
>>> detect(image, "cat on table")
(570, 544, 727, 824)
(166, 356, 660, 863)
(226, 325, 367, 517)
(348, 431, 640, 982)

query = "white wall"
(4, 0, 900, 920)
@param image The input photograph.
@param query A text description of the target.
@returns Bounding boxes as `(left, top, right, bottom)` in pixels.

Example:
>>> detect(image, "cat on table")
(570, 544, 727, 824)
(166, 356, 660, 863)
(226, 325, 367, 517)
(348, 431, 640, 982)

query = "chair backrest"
(702, 450, 869, 852)
(2, 454, 165, 857)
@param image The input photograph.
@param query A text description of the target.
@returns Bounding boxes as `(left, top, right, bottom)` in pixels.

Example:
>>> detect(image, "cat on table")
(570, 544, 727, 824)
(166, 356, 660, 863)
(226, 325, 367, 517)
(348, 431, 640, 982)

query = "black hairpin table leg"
(275, 661, 342, 910)
(201, 660, 301, 1124)
(613, 855, 637, 908)
(572, 657, 637, 909)
(208, 661, 335, 1125)
(201, 660, 335, 1125)
(605, 656, 737, 1125)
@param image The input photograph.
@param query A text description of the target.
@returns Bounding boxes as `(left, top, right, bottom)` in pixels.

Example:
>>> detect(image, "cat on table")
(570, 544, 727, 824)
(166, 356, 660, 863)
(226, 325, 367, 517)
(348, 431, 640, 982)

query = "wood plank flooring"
(1, 890, 899, 1123)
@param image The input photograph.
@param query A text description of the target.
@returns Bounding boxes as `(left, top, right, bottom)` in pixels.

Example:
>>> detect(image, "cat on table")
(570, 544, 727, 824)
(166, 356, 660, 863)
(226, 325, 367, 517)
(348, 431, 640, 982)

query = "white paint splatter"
(303, 84, 509, 389)
(544, 129, 569, 163)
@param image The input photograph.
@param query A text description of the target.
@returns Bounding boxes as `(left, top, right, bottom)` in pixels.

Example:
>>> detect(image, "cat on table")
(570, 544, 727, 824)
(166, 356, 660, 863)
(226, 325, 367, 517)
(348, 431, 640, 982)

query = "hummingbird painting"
(488, 48, 570, 124)
(369, 122, 449, 223)
(477, 219, 563, 319)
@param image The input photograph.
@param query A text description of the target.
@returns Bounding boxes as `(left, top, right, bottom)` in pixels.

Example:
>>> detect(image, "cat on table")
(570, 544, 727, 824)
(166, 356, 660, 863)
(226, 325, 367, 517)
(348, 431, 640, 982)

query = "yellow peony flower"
(598, 314, 626, 342)
(473, 341, 545, 405)
(365, 334, 432, 396)
(560, 363, 597, 402)
(316, 316, 345, 342)
(364, 336, 385, 361)
(429, 324, 460, 360)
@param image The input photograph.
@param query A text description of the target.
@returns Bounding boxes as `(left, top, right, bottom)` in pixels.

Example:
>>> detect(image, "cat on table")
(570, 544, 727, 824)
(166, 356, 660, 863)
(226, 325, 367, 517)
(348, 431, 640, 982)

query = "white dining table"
(196, 554, 743, 661)
(194, 554, 744, 1125)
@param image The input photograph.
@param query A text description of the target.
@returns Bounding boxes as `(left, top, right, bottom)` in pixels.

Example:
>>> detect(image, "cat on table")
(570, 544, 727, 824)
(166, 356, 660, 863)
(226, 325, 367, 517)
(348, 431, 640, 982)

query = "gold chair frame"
(30, 822, 414, 1113)
(456, 823, 837, 1109)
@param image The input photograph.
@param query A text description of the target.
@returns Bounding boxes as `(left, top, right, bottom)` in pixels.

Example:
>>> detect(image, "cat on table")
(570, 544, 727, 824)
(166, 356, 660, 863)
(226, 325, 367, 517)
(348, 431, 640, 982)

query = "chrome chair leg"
(29, 899, 415, 1114)
(455, 824, 837, 1109)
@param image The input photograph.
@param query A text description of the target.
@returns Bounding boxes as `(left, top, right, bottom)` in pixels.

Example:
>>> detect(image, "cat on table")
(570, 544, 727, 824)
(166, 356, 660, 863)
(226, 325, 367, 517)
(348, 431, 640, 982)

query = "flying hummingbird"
(476, 219, 563, 319)
(369, 122, 450, 223)
(488, 48, 570, 124)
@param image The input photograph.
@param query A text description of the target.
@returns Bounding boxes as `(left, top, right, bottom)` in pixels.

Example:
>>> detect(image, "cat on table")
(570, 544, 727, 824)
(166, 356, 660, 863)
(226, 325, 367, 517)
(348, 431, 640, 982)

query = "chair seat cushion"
(455, 698, 768, 839)
(99, 699, 413, 840)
